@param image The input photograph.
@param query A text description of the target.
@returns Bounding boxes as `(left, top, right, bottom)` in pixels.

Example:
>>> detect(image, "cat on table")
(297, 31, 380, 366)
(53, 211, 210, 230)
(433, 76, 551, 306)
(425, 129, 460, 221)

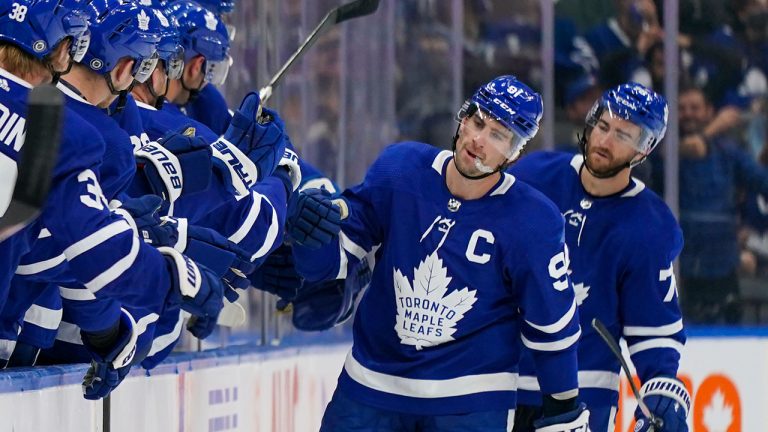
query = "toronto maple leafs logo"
(204, 11, 218, 30)
(137, 10, 150, 31)
(394, 251, 477, 350)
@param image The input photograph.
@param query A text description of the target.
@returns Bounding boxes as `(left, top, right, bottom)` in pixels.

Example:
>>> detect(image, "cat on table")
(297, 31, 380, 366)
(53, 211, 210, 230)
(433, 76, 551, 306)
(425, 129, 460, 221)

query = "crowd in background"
(230, 0, 768, 328)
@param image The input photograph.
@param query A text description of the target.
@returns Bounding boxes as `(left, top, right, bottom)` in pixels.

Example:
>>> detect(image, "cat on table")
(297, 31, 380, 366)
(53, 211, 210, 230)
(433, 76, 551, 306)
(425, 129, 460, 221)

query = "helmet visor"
(132, 52, 159, 83)
(587, 101, 656, 155)
(203, 54, 231, 86)
(164, 46, 185, 80)
(457, 102, 528, 160)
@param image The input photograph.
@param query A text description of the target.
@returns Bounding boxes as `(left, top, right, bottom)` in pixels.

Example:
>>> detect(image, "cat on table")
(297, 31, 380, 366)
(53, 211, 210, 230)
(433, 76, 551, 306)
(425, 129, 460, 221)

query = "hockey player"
(0, 0, 234, 398)
(508, 83, 689, 432)
(290, 75, 590, 431)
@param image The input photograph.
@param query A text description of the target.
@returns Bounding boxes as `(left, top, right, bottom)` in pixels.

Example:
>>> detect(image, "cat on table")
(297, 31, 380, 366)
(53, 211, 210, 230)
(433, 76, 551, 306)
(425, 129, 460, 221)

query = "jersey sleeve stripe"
(519, 370, 621, 391)
(55, 321, 83, 345)
(521, 327, 581, 352)
(134, 313, 160, 337)
(147, 310, 186, 357)
(63, 219, 133, 259)
(59, 286, 97, 301)
(249, 198, 279, 261)
(22, 304, 62, 330)
(623, 319, 684, 336)
(15, 253, 66, 275)
(627, 337, 684, 355)
(340, 231, 368, 260)
(0, 340, 16, 361)
(344, 350, 520, 398)
(227, 190, 263, 244)
(84, 234, 140, 294)
(524, 299, 576, 334)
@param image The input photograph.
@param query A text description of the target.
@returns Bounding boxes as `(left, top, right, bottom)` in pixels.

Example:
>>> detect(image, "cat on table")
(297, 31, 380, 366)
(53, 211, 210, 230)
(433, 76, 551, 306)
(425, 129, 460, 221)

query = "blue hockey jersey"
(294, 142, 581, 415)
(182, 84, 232, 136)
(508, 152, 685, 410)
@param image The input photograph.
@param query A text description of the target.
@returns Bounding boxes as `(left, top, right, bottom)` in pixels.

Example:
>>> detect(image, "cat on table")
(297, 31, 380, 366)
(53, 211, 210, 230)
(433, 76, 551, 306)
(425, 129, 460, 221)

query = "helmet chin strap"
(180, 73, 203, 102)
(147, 75, 170, 109)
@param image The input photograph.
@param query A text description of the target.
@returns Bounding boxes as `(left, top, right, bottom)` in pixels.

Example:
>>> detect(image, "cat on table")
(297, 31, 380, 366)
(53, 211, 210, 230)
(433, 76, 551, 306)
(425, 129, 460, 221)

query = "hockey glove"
(158, 246, 231, 319)
(117, 195, 178, 246)
(634, 377, 691, 432)
(81, 309, 138, 400)
(212, 92, 287, 196)
(533, 402, 590, 432)
(289, 258, 371, 331)
(249, 244, 303, 302)
(287, 187, 341, 248)
(135, 127, 212, 215)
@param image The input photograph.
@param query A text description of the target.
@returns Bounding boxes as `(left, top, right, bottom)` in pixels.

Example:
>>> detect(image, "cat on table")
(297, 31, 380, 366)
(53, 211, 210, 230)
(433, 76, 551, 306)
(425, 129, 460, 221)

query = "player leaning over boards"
(509, 83, 689, 432)
(291, 75, 590, 431)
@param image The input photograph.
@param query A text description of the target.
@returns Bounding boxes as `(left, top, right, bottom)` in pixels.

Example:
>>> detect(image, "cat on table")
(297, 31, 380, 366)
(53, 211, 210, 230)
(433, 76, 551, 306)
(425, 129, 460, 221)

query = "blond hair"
(0, 42, 48, 78)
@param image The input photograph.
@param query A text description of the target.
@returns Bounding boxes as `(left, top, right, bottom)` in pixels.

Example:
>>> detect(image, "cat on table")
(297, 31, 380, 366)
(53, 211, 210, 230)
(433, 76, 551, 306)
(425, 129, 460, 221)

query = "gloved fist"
(81, 309, 138, 400)
(117, 195, 178, 245)
(158, 247, 232, 319)
(135, 127, 212, 215)
(213, 92, 287, 195)
(287, 187, 342, 248)
(533, 402, 590, 432)
(249, 244, 303, 303)
(634, 377, 691, 432)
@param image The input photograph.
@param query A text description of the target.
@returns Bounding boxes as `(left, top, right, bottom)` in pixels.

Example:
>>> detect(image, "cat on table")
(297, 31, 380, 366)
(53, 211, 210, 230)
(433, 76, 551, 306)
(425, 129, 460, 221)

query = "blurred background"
(216, 0, 768, 348)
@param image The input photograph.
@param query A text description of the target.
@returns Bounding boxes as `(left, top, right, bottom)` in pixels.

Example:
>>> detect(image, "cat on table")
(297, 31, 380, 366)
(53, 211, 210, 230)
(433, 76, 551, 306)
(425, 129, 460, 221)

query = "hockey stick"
(591, 318, 664, 431)
(0, 84, 64, 241)
(258, 0, 381, 105)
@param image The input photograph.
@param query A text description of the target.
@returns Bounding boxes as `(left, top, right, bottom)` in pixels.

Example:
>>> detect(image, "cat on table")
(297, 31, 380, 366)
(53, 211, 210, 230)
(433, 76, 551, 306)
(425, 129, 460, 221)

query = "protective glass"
(225, 23, 236, 42)
(132, 51, 159, 83)
(457, 103, 527, 160)
(203, 54, 231, 86)
(587, 103, 655, 155)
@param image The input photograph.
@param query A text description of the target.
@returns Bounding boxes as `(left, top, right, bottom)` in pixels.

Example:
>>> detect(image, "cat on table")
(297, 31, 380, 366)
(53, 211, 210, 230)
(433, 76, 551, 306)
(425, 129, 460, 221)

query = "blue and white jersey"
(294, 142, 581, 415)
(182, 84, 232, 136)
(508, 152, 685, 408)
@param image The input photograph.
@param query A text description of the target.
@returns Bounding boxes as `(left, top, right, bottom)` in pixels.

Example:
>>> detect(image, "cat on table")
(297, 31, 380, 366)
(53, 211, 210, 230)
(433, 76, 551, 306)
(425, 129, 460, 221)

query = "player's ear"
(112, 58, 136, 90)
(185, 55, 205, 81)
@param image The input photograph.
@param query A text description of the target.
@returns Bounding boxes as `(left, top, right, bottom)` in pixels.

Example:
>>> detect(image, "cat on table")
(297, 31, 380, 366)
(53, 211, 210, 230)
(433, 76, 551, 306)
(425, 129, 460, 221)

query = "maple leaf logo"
(137, 10, 150, 31)
(573, 282, 590, 306)
(703, 390, 733, 432)
(393, 252, 477, 350)
(204, 11, 218, 31)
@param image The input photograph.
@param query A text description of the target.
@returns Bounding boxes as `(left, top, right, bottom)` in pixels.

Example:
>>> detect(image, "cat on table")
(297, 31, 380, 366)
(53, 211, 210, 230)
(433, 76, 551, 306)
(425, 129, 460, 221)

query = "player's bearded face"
(455, 113, 514, 177)
(585, 113, 642, 175)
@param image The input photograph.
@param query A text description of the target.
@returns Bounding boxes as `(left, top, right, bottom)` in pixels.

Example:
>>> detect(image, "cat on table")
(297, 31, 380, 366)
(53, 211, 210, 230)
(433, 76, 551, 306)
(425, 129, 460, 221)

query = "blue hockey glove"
(249, 244, 303, 302)
(533, 402, 590, 432)
(634, 377, 691, 432)
(81, 309, 138, 400)
(117, 195, 178, 246)
(212, 92, 287, 196)
(289, 258, 371, 331)
(135, 127, 212, 215)
(158, 247, 231, 319)
(287, 187, 342, 248)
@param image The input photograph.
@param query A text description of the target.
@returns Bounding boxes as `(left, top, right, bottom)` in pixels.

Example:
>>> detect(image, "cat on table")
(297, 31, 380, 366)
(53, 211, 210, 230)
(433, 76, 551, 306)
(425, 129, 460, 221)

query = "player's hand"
(222, 92, 287, 182)
(634, 377, 690, 432)
(533, 402, 590, 432)
(81, 309, 138, 400)
(249, 244, 303, 303)
(287, 187, 342, 248)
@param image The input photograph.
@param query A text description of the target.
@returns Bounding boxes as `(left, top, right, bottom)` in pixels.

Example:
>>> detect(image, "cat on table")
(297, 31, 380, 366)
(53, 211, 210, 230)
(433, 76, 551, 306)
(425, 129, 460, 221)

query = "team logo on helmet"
(32, 40, 47, 52)
(447, 198, 461, 212)
(204, 11, 218, 31)
(137, 10, 151, 31)
(90, 58, 104, 70)
(154, 9, 169, 27)
(138, 0, 152, 4)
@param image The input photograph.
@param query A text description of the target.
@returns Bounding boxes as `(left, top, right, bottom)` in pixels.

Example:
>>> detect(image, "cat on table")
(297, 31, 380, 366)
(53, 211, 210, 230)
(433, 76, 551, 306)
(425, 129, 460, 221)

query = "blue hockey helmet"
(152, 8, 184, 80)
(457, 75, 543, 160)
(585, 82, 668, 156)
(0, 0, 91, 63)
(165, 0, 231, 86)
(80, 0, 161, 84)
